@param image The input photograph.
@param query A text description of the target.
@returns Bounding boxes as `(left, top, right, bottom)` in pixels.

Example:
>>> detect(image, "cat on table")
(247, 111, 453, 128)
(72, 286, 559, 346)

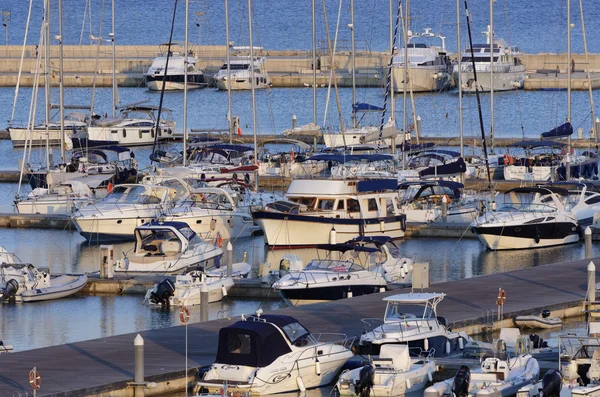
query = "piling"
(588, 261, 596, 304)
(226, 241, 233, 277)
(441, 195, 448, 221)
(585, 226, 593, 259)
(134, 334, 144, 397)
(200, 282, 209, 322)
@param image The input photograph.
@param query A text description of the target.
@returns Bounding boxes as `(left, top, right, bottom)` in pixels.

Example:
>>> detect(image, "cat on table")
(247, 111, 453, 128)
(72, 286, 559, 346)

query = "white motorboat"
(392, 28, 453, 93)
(544, 182, 600, 227)
(252, 174, 407, 247)
(322, 118, 397, 149)
(456, 26, 525, 93)
(471, 187, 580, 250)
(144, 43, 206, 91)
(0, 247, 87, 302)
(146, 270, 234, 306)
(115, 221, 223, 275)
(194, 313, 355, 395)
(462, 328, 556, 361)
(73, 182, 188, 242)
(273, 237, 413, 300)
(8, 111, 89, 147)
(86, 105, 176, 146)
(214, 56, 271, 91)
(15, 179, 97, 215)
(424, 354, 539, 397)
(358, 292, 471, 357)
(514, 310, 563, 329)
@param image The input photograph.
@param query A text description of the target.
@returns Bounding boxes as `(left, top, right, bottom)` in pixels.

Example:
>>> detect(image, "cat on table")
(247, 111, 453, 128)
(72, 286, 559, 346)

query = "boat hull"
(392, 66, 453, 92)
(277, 284, 385, 301)
(473, 223, 579, 250)
(74, 216, 156, 242)
(145, 75, 206, 91)
(164, 212, 258, 240)
(513, 316, 563, 329)
(358, 334, 464, 357)
(20, 275, 88, 302)
(459, 67, 526, 92)
(215, 77, 270, 91)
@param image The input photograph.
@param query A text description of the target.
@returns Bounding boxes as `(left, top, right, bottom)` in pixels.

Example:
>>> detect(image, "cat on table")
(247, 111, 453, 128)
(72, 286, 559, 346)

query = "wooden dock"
(0, 256, 595, 396)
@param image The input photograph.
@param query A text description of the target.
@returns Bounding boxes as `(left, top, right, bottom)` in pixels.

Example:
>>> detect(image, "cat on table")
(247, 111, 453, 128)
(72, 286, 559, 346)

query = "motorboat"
(86, 104, 176, 146)
(424, 354, 539, 397)
(471, 187, 580, 250)
(214, 55, 271, 91)
(322, 117, 397, 149)
(252, 173, 407, 247)
(462, 328, 556, 361)
(73, 181, 189, 242)
(337, 344, 437, 397)
(357, 292, 471, 357)
(456, 26, 525, 93)
(115, 221, 223, 275)
(15, 179, 97, 215)
(392, 28, 453, 93)
(514, 311, 563, 329)
(8, 110, 90, 147)
(397, 150, 468, 182)
(146, 270, 234, 306)
(0, 247, 87, 302)
(542, 182, 600, 227)
(272, 237, 413, 300)
(398, 180, 479, 223)
(144, 43, 206, 91)
(194, 313, 355, 395)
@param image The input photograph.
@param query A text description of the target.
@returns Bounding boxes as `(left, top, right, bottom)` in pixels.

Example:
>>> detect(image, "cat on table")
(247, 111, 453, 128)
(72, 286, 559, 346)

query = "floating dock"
(0, 256, 595, 396)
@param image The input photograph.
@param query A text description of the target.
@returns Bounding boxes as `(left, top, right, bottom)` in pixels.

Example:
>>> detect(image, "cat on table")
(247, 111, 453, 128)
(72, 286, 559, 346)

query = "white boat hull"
(74, 215, 157, 242)
(392, 66, 453, 92)
(164, 212, 258, 240)
(459, 68, 526, 92)
(168, 277, 234, 306)
(513, 316, 563, 329)
(20, 274, 88, 302)
(145, 80, 204, 91)
(475, 232, 579, 250)
(215, 77, 270, 91)
(86, 125, 175, 146)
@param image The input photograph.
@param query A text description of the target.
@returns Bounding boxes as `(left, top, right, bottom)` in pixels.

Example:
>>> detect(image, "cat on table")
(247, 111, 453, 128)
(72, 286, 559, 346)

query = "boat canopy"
(307, 154, 393, 163)
(357, 179, 398, 192)
(383, 292, 446, 303)
(353, 103, 384, 113)
(216, 315, 302, 367)
(540, 122, 573, 139)
(419, 157, 466, 178)
(316, 243, 379, 253)
(507, 140, 566, 148)
(399, 142, 435, 152)
(505, 187, 569, 197)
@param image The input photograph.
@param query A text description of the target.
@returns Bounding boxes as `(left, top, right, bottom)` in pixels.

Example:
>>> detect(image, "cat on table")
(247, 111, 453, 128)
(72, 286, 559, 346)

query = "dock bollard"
(226, 241, 233, 277)
(441, 195, 448, 221)
(588, 261, 596, 304)
(585, 226, 593, 259)
(201, 282, 209, 322)
(134, 334, 144, 396)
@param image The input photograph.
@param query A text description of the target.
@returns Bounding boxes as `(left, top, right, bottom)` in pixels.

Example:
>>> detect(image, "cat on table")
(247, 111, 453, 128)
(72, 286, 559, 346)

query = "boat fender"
(216, 232, 223, 248)
(452, 366, 471, 397)
(428, 371, 433, 382)
(541, 370, 562, 397)
(424, 338, 429, 351)
(405, 377, 412, 389)
(347, 289, 353, 298)
(221, 285, 228, 297)
(446, 340, 451, 355)
(535, 227, 541, 244)
(296, 376, 306, 392)
(211, 219, 217, 231)
(459, 337, 464, 350)
(228, 217, 234, 229)
(315, 357, 321, 376)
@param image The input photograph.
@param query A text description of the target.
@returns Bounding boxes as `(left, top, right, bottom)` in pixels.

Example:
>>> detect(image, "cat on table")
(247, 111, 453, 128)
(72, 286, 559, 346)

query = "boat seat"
(161, 241, 181, 255)
(133, 254, 180, 264)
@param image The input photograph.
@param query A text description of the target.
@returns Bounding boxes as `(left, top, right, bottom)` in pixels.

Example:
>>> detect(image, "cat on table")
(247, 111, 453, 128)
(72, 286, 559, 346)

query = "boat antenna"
(464, 0, 492, 187)
(150, 0, 179, 164)
(376, 0, 402, 154)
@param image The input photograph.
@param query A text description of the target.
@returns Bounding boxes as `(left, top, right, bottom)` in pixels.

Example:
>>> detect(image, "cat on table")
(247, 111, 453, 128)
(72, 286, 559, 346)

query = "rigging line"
(79, 0, 88, 45)
(10, 0, 35, 126)
(503, 0, 525, 139)
(151, 0, 179, 164)
(89, 0, 106, 123)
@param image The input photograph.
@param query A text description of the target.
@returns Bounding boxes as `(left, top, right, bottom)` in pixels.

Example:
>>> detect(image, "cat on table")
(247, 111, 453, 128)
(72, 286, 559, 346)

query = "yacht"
(214, 56, 271, 91)
(146, 270, 234, 306)
(194, 313, 354, 395)
(86, 105, 176, 146)
(15, 179, 97, 215)
(322, 117, 397, 149)
(392, 28, 453, 93)
(357, 292, 472, 357)
(545, 182, 600, 227)
(471, 187, 580, 250)
(456, 26, 525, 93)
(144, 43, 206, 91)
(337, 345, 437, 397)
(273, 237, 413, 300)
(252, 176, 407, 247)
(8, 111, 90, 147)
(115, 221, 223, 275)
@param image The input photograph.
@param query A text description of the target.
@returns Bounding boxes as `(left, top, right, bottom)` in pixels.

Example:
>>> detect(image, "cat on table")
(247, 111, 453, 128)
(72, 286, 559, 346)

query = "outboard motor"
(0, 279, 19, 301)
(355, 365, 374, 397)
(529, 334, 548, 349)
(452, 365, 471, 397)
(149, 279, 175, 305)
(541, 370, 562, 397)
(541, 309, 551, 319)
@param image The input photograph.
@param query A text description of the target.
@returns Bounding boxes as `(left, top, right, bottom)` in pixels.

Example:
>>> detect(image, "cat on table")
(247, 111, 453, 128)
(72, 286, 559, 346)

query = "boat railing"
(312, 333, 356, 349)
(361, 317, 438, 340)
(289, 269, 374, 286)
(291, 334, 356, 365)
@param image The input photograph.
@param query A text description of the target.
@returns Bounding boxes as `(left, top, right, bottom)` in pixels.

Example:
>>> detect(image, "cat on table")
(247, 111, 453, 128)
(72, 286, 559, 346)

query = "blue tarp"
(315, 243, 379, 253)
(353, 103, 384, 113)
(419, 157, 467, 178)
(357, 179, 398, 192)
(540, 122, 573, 139)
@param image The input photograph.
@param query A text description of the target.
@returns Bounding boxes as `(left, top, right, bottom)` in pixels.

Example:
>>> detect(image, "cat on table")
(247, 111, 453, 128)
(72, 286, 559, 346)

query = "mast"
(390, 0, 395, 153)
(489, 2, 494, 154)
(457, 0, 463, 157)
(58, 0, 65, 163)
(401, 1, 408, 169)
(248, 0, 258, 166)
(312, 0, 317, 151)
(579, 0, 596, 147)
(350, 0, 356, 128)
(183, 0, 188, 166)
(567, 0, 572, 179)
(45, 0, 51, 169)
(225, 0, 233, 144)
(111, 0, 116, 118)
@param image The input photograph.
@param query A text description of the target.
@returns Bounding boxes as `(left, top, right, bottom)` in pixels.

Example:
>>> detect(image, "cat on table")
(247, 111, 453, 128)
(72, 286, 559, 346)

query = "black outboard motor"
(355, 365, 374, 397)
(452, 366, 471, 397)
(541, 370, 562, 397)
(529, 334, 548, 349)
(149, 279, 175, 305)
(0, 279, 19, 301)
(541, 309, 551, 319)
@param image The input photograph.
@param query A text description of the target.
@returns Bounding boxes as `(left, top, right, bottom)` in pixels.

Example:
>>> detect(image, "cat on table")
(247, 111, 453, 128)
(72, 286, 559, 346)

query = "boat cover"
(419, 157, 466, 178)
(540, 122, 573, 139)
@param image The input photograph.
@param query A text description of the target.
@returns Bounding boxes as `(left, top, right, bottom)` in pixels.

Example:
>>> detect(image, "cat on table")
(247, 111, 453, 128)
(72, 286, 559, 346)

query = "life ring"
(503, 154, 508, 165)
(29, 369, 41, 389)
(496, 288, 507, 306)
(179, 306, 190, 324)
(107, 182, 113, 193)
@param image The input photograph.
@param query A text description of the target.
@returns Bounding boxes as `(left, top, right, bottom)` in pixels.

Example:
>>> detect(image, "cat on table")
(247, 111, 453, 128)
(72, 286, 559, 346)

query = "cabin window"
(297, 197, 316, 208)
(384, 198, 396, 216)
(585, 196, 600, 205)
(123, 128, 127, 138)
(318, 199, 335, 210)
(336, 200, 345, 210)
(228, 333, 252, 354)
(111, 129, 118, 134)
(347, 199, 360, 212)
(367, 198, 378, 212)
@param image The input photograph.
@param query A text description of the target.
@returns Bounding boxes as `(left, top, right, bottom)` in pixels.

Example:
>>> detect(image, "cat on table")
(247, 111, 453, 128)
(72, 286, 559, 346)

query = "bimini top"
(307, 154, 393, 163)
(215, 314, 308, 368)
(207, 144, 254, 153)
(507, 139, 566, 148)
(383, 292, 446, 303)
(316, 243, 379, 253)
(505, 187, 569, 196)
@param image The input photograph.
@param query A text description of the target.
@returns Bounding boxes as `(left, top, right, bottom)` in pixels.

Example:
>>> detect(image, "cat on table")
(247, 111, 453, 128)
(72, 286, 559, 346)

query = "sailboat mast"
(58, 0, 65, 163)
(389, 0, 395, 147)
(225, 0, 233, 144)
(45, 0, 51, 169)
(312, 0, 317, 151)
(350, 0, 356, 128)
(457, 0, 463, 157)
(566, 0, 571, 179)
(489, 0, 494, 154)
(579, 0, 596, 147)
(248, 0, 258, 165)
(401, 1, 408, 169)
(111, 0, 116, 118)
(183, 0, 188, 167)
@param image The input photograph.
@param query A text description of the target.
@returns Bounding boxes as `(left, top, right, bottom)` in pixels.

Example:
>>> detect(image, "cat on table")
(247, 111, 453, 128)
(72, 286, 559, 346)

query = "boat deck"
(0, 256, 594, 396)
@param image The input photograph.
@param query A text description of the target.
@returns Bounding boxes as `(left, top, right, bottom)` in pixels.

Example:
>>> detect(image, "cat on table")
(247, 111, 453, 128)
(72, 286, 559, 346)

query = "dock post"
(134, 334, 145, 396)
(201, 282, 209, 322)
(588, 261, 596, 305)
(441, 195, 448, 221)
(585, 226, 593, 259)
(226, 241, 233, 277)
(292, 114, 297, 129)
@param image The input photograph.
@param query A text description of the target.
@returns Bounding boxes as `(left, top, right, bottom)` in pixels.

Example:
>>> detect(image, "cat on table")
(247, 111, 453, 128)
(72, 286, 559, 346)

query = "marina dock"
(0, 256, 594, 396)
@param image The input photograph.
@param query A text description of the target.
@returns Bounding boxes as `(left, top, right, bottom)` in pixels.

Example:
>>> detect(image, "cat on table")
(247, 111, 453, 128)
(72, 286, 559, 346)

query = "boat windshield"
(384, 302, 434, 322)
(136, 229, 181, 255)
(102, 186, 163, 205)
(497, 202, 556, 213)
(280, 322, 316, 346)
(303, 259, 364, 272)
